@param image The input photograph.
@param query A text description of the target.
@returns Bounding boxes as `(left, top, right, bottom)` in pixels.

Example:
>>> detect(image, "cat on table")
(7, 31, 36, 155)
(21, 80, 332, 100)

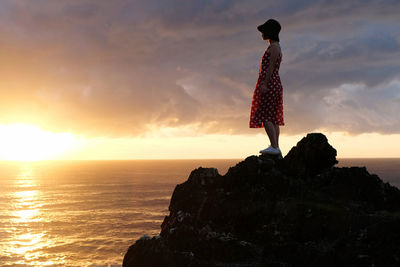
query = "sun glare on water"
(0, 124, 80, 161)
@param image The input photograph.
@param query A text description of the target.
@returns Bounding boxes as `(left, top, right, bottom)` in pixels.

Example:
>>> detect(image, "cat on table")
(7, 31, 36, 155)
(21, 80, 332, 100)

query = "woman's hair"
(257, 19, 281, 42)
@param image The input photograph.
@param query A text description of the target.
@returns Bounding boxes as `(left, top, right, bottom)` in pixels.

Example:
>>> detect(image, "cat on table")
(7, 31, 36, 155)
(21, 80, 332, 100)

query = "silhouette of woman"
(249, 19, 284, 155)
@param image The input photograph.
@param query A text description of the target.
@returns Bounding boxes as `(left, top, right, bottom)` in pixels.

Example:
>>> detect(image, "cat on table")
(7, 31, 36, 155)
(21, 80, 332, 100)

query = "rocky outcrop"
(123, 133, 400, 267)
(280, 133, 338, 176)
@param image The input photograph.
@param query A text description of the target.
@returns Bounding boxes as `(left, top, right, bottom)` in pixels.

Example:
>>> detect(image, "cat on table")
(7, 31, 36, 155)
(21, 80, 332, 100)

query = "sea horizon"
(1, 158, 399, 266)
(1, 156, 399, 160)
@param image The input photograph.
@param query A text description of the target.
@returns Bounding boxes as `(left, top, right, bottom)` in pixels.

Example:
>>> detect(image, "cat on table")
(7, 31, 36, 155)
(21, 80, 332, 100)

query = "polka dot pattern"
(249, 46, 284, 128)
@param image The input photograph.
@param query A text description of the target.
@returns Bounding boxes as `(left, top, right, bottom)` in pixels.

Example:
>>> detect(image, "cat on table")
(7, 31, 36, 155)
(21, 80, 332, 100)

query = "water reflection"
(0, 159, 198, 266)
(13, 190, 41, 223)
(5, 164, 60, 265)
(11, 165, 41, 223)
(11, 232, 45, 254)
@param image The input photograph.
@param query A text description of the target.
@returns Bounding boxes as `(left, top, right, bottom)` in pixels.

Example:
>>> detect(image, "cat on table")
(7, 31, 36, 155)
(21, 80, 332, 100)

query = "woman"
(249, 19, 284, 155)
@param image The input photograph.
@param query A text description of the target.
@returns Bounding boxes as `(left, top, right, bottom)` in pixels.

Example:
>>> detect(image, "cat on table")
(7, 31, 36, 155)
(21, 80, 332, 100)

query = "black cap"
(257, 19, 281, 42)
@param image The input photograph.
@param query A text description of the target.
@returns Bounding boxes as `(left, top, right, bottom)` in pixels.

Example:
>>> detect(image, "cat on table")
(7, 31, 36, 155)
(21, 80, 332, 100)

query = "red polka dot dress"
(249, 45, 284, 128)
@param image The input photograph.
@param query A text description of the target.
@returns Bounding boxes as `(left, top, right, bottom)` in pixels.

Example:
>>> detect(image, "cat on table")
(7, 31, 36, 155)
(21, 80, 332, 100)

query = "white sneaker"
(260, 145, 281, 155)
(259, 145, 271, 154)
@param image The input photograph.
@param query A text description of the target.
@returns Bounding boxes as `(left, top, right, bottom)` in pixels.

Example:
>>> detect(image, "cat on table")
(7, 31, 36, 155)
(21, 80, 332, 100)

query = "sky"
(0, 0, 399, 159)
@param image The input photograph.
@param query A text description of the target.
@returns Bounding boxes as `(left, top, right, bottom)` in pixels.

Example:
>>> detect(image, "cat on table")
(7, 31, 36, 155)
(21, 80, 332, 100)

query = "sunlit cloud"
(0, 0, 398, 157)
(0, 124, 82, 160)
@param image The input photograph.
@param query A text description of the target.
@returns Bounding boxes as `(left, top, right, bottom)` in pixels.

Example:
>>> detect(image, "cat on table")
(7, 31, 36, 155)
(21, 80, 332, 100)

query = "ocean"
(0, 158, 398, 266)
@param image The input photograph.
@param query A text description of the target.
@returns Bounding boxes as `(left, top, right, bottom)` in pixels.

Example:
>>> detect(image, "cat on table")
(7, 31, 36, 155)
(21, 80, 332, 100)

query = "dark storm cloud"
(0, 0, 399, 136)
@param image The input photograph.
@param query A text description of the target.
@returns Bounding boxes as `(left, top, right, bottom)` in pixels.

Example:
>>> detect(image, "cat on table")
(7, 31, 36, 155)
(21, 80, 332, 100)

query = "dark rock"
(281, 133, 338, 177)
(123, 132, 400, 267)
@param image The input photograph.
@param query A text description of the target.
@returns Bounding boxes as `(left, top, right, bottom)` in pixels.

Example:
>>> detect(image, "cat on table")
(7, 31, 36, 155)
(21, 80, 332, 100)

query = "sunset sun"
(0, 124, 79, 161)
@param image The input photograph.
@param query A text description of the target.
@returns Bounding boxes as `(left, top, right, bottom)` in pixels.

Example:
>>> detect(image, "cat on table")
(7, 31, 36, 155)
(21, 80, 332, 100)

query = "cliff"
(123, 133, 400, 267)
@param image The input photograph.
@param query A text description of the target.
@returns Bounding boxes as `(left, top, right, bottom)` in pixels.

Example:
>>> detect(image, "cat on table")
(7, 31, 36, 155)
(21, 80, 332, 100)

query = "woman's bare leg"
(264, 121, 278, 148)
(274, 124, 280, 148)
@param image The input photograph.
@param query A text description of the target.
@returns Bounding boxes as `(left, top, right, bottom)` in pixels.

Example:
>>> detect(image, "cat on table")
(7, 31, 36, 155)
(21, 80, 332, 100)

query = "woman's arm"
(261, 45, 280, 93)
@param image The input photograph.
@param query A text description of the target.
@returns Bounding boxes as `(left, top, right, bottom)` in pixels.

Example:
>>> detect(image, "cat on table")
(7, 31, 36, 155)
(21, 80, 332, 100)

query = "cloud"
(0, 0, 399, 137)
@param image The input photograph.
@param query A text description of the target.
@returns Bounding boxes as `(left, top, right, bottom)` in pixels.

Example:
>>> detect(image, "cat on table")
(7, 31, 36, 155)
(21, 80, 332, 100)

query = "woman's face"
(261, 32, 267, 40)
